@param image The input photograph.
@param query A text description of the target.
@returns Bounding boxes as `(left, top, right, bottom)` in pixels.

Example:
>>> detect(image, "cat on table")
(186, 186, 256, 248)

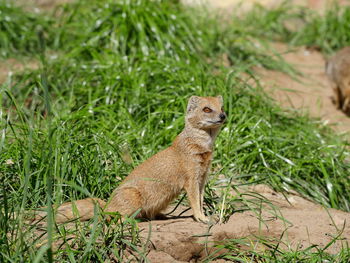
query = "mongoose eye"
(221, 107, 224, 112)
(203, 107, 212, 113)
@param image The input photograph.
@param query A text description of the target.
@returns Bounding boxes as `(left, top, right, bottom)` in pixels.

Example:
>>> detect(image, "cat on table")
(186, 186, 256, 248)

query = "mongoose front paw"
(194, 214, 209, 224)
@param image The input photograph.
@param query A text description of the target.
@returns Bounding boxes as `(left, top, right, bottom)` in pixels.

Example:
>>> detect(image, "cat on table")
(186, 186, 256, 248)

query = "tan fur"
(32, 198, 106, 224)
(326, 47, 350, 114)
(34, 96, 226, 224)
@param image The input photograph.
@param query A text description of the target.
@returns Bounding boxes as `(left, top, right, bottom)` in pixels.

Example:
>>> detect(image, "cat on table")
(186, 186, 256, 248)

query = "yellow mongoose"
(325, 47, 350, 114)
(35, 95, 226, 224)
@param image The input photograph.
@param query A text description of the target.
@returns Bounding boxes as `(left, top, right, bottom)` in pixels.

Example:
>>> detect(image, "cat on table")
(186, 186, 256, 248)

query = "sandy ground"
(183, 0, 350, 13)
(27, 184, 350, 261)
(140, 184, 350, 261)
(256, 43, 350, 135)
(0, 58, 39, 84)
(11, 0, 71, 12)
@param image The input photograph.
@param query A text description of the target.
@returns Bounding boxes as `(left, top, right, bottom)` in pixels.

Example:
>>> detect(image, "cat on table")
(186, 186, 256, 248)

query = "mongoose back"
(35, 95, 226, 224)
(325, 47, 350, 114)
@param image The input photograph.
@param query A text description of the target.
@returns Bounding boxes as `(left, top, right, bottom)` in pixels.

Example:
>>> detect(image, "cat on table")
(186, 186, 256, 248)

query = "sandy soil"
(17, 0, 350, 13)
(139, 184, 350, 262)
(27, 184, 350, 261)
(256, 43, 350, 136)
(12, 0, 72, 12)
(0, 58, 39, 84)
(183, 0, 350, 13)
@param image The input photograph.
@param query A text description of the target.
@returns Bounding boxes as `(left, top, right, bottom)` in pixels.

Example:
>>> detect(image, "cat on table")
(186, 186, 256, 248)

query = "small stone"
(5, 159, 14, 165)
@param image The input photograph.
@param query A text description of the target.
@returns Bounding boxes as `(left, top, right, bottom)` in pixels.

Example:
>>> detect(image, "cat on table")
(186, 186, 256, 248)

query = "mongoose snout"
(219, 113, 226, 121)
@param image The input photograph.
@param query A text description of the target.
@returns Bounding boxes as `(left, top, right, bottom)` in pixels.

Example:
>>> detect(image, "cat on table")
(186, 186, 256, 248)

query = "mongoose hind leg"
(105, 187, 143, 218)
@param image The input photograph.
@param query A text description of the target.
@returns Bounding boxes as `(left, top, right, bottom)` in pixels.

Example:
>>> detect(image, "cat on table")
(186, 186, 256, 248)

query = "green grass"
(205, 237, 350, 262)
(291, 4, 350, 54)
(0, 0, 56, 58)
(1, 0, 350, 262)
(235, 2, 350, 54)
(55, 0, 209, 60)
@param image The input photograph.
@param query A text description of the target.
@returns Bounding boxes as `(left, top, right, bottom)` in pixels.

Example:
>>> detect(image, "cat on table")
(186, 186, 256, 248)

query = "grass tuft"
(0, 0, 55, 58)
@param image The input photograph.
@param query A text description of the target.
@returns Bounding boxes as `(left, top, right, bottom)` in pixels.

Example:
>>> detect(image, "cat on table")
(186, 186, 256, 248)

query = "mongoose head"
(186, 95, 226, 129)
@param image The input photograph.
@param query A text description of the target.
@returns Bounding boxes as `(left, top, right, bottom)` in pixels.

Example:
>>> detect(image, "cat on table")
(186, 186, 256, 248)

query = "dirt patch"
(0, 58, 39, 84)
(182, 0, 350, 14)
(255, 43, 350, 136)
(13, 0, 73, 12)
(136, 184, 350, 262)
(24, 184, 350, 261)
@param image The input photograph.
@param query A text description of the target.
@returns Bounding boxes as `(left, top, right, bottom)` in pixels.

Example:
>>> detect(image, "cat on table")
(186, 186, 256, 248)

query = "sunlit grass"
(0, 0, 55, 58)
(291, 4, 350, 53)
(234, 2, 350, 54)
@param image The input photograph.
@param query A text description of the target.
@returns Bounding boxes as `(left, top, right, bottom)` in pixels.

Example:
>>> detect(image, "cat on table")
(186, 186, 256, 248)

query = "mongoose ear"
(217, 95, 223, 104)
(187, 96, 200, 112)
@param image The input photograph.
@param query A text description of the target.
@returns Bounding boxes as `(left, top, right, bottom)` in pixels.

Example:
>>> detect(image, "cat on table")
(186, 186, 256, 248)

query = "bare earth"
(0, 58, 39, 84)
(183, 0, 350, 14)
(28, 184, 350, 262)
(256, 43, 350, 136)
(140, 184, 350, 262)
(11, 0, 72, 12)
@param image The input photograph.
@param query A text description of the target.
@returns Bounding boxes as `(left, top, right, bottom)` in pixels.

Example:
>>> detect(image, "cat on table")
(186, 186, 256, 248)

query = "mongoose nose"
(219, 113, 226, 121)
